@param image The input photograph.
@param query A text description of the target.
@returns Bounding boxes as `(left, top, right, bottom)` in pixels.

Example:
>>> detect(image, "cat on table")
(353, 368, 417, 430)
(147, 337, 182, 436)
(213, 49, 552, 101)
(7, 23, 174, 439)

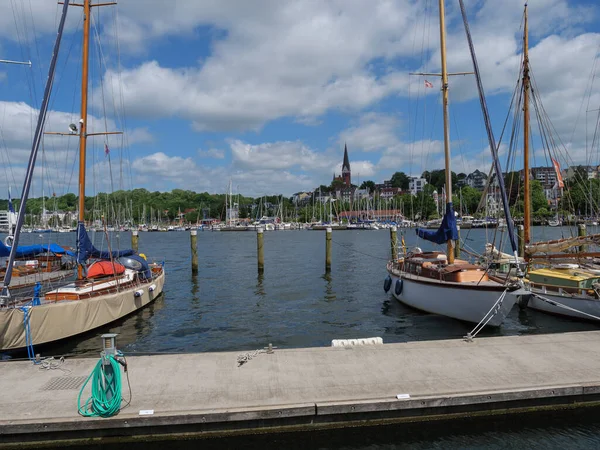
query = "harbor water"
(6, 225, 599, 357)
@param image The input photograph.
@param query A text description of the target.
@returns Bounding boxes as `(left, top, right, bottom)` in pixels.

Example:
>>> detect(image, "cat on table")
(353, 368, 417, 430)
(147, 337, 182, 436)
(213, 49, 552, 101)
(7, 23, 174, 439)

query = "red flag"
(424, 80, 433, 88)
(104, 143, 110, 157)
(551, 158, 564, 188)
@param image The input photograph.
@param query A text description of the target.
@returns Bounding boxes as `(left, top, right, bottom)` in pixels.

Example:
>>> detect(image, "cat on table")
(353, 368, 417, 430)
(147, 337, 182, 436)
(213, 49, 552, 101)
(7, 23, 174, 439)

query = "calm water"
(12, 225, 595, 357)
(6, 226, 600, 448)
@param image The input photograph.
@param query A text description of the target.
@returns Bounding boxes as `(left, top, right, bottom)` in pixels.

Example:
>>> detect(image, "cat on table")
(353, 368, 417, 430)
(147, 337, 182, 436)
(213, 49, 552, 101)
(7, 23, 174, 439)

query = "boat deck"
(2, 330, 600, 446)
(0, 269, 73, 289)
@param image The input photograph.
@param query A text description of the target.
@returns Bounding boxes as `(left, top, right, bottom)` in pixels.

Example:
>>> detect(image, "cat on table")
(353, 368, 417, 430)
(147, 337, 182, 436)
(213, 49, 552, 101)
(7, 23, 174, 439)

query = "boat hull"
(0, 270, 165, 351)
(388, 270, 515, 326)
(527, 291, 600, 321)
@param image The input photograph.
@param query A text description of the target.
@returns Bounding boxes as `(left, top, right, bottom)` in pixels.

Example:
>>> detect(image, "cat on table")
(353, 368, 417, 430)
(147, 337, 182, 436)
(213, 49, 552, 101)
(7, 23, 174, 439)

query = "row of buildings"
(293, 145, 600, 209)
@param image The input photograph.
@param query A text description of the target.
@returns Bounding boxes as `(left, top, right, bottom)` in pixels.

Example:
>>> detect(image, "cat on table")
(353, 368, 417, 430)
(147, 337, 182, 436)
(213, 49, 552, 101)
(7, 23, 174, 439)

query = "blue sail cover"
(416, 203, 459, 245)
(0, 241, 69, 258)
(76, 221, 134, 264)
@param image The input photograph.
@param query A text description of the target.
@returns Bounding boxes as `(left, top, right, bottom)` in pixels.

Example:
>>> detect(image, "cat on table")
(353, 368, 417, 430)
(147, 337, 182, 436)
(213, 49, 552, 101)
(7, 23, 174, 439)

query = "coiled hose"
(77, 354, 122, 417)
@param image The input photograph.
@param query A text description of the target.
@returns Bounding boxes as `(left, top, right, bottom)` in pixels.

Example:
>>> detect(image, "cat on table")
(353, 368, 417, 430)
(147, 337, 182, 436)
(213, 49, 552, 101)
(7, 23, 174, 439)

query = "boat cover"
(525, 234, 600, 255)
(0, 241, 69, 258)
(416, 203, 459, 245)
(87, 260, 126, 278)
(76, 222, 134, 264)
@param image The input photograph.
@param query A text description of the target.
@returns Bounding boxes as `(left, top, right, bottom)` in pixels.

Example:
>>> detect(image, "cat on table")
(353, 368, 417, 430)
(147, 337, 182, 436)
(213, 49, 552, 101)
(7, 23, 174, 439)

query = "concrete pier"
(2, 331, 600, 447)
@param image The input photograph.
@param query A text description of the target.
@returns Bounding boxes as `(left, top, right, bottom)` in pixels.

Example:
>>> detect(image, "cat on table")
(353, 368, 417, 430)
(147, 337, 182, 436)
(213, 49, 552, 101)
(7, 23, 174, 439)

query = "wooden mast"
(76, 0, 91, 279)
(438, 0, 454, 263)
(78, 0, 90, 229)
(523, 4, 531, 246)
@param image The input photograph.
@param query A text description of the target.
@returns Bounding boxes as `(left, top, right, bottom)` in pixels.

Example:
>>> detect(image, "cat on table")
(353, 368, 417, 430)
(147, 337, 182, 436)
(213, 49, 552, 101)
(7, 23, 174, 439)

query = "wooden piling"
(390, 226, 398, 261)
(191, 229, 198, 275)
(578, 224, 587, 253)
(325, 227, 332, 272)
(454, 226, 461, 259)
(517, 225, 525, 258)
(131, 230, 139, 253)
(257, 227, 264, 274)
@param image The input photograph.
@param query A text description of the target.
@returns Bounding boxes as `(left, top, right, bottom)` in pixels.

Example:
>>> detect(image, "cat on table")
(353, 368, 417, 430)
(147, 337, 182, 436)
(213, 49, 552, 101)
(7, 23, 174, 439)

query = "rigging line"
(91, 12, 115, 196)
(27, 0, 46, 99)
(9, 0, 37, 147)
(0, 106, 19, 190)
(330, 239, 388, 261)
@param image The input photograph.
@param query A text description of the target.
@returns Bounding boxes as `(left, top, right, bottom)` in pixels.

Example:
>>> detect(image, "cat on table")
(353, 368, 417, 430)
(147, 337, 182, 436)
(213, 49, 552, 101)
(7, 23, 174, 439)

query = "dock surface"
(2, 330, 600, 446)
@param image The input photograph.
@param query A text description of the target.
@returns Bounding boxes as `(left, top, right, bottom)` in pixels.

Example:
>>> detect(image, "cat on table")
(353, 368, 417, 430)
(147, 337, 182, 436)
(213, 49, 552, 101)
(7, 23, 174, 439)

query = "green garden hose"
(77, 354, 123, 418)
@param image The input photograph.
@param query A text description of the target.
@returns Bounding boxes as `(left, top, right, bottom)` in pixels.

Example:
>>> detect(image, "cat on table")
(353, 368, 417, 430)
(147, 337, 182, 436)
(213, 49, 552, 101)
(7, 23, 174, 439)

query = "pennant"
(104, 143, 110, 157)
(424, 80, 433, 88)
(551, 158, 564, 188)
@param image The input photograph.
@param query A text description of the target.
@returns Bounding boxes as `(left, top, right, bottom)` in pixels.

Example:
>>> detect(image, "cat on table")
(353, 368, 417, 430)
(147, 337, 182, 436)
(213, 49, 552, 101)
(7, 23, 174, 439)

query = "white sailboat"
(0, 0, 165, 352)
(385, 0, 520, 326)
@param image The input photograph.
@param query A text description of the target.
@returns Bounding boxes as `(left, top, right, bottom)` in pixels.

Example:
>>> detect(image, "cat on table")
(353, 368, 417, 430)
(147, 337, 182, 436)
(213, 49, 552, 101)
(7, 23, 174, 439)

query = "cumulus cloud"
(1, 0, 599, 196)
(197, 148, 225, 159)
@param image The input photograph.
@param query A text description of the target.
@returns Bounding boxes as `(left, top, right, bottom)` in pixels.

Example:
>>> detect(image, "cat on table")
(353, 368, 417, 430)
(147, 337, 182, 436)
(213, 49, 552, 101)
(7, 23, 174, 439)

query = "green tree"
(359, 180, 376, 192)
(390, 171, 410, 189)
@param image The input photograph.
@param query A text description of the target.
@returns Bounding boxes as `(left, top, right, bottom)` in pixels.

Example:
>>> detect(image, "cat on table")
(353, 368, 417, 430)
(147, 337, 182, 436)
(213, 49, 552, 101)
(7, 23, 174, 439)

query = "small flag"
(104, 143, 110, 157)
(551, 158, 564, 188)
(7, 189, 14, 213)
(424, 80, 433, 88)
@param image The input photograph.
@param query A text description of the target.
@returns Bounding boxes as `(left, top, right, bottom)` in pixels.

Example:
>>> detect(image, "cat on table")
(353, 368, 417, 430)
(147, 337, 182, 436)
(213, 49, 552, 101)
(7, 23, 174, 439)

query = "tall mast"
(438, 0, 454, 263)
(523, 4, 531, 246)
(78, 0, 91, 227)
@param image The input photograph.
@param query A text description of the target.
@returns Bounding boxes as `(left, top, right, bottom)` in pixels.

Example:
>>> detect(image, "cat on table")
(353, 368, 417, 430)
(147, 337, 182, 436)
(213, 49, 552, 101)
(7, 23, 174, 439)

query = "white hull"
(0, 270, 165, 351)
(527, 290, 600, 321)
(388, 271, 515, 326)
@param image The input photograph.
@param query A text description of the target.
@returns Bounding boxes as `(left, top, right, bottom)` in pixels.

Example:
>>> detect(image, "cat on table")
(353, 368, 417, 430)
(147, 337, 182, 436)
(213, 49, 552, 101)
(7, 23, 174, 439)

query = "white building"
(0, 210, 17, 233)
(409, 177, 427, 195)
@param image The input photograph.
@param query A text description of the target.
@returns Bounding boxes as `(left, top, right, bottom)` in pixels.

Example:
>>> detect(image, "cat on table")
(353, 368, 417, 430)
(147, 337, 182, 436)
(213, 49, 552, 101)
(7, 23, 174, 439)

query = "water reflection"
(254, 272, 266, 298)
(322, 272, 336, 301)
(190, 274, 199, 304)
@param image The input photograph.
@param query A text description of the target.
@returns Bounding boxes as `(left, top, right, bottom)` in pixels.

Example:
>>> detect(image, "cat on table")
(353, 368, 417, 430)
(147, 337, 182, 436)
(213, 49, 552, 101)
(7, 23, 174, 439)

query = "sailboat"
(0, 61, 75, 293)
(0, 0, 165, 351)
(513, 5, 600, 321)
(385, 0, 521, 326)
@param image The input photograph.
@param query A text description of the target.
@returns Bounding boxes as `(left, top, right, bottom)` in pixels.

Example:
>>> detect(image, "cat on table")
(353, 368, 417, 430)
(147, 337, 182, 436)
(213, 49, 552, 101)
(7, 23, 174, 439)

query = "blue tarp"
(76, 221, 134, 264)
(416, 203, 459, 245)
(0, 241, 69, 258)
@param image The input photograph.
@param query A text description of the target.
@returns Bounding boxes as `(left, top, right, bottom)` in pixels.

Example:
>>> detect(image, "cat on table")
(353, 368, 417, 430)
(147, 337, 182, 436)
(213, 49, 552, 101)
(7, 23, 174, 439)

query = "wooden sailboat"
(0, 0, 165, 351)
(503, 4, 600, 322)
(386, 0, 520, 326)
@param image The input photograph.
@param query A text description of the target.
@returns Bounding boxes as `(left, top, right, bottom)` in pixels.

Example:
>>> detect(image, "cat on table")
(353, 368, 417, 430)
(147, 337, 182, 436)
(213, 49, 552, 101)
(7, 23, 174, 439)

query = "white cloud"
(197, 148, 225, 159)
(229, 139, 336, 173)
(339, 113, 401, 152)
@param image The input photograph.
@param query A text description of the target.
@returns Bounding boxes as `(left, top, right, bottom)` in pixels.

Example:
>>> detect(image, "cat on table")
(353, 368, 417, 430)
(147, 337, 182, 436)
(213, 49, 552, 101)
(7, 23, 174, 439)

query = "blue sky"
(0, 0, 599, 197)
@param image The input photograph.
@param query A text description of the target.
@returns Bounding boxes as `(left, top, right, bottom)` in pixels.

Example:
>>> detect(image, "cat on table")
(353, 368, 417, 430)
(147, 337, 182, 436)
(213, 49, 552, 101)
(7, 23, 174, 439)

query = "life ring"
(4, 235, 14, 247)
(395, 279, 403, 296)
(383, 276, 392, 292)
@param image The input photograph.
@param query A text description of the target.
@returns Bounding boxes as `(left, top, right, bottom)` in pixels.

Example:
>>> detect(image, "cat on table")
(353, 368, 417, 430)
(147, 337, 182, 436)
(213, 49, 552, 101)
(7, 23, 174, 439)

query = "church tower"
(342, 143, 351, 187)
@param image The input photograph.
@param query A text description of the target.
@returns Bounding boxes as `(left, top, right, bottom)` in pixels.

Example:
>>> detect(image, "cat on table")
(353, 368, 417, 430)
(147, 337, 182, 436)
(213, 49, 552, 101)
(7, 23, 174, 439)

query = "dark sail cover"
(76, 221, 134, 264)
(416, 203, 459, 245)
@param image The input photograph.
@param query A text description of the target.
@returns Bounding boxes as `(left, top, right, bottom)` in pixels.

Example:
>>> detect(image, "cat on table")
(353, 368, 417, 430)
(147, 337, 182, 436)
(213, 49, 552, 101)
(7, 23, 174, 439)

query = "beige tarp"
(0, 272, 165, 351)
(525, 233, 600, 255)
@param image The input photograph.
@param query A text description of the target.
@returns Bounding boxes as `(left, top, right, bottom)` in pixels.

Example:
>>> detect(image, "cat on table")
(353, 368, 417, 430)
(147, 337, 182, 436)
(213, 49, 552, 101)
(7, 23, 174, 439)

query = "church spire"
(341, 143, 351, 187)
(342, 143, 350, 172)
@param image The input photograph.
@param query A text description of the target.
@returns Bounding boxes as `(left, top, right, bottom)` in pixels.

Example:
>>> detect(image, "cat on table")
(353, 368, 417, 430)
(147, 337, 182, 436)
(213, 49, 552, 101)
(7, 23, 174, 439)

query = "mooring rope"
(531, 293, 600, 321)
(237, 349, 266, 367)
(464, 289, 509, 341)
